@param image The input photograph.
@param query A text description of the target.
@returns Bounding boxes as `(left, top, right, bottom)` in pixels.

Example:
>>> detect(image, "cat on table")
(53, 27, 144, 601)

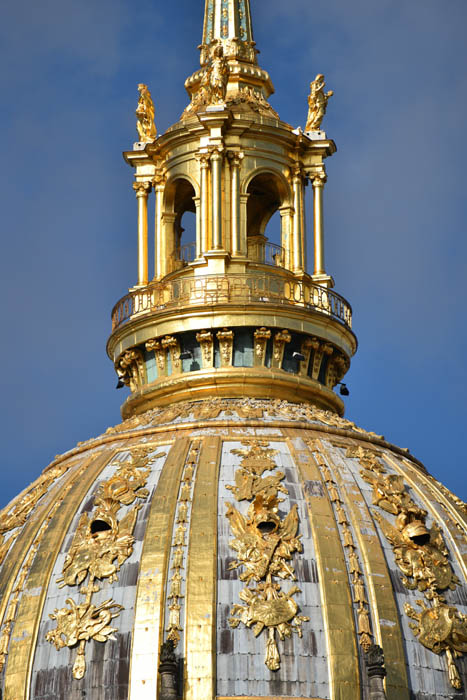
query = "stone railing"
(111, 273, 352, 332)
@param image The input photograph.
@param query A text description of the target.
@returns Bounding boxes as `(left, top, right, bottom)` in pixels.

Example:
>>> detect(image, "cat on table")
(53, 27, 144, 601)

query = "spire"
(199, 0, 258, 67)
(202, 0, 255, 53)
(183, 0, 275, 118)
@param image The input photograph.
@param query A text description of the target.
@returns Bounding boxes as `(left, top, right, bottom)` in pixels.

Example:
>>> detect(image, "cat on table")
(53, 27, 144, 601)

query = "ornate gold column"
(279, 205, 293, 271)
(313, 174, 326, 276)
(133, 181, 151, 286)
(160, 212, 176, 277)
(211, 149, 223, 250)
(239, 193, 249, 257)
(292, 169, 304, 273)
(229, 152, 242, 256)
(199, 154, 210, 256)
(194, 196, 201, 259)
(153, 170, 166, 280)
(300, 176, 307, 273)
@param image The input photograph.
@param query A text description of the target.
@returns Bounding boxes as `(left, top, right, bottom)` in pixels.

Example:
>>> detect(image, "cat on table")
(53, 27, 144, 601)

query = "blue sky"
(1, 0, 466, 507)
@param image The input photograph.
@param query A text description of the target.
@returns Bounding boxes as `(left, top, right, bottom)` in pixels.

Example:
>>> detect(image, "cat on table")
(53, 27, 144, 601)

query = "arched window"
(173, 179, 196, 264)
(246, 173, 288, 268)
(163, 178, 197, 273)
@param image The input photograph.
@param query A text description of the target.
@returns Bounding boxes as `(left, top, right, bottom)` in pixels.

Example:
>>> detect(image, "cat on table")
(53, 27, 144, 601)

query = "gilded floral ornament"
(225, 442, 309, 670)
(46, 447, 156, 679)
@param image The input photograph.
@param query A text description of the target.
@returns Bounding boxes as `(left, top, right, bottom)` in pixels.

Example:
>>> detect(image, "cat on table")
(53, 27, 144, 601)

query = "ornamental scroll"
(348, 446, 467, 689)
(225, 440, 309, 671)
(46, 447, 164, 679)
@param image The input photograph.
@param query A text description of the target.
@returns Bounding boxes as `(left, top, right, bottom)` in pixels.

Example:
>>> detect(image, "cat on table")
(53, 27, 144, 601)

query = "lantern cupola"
(108, 0, 356, 419)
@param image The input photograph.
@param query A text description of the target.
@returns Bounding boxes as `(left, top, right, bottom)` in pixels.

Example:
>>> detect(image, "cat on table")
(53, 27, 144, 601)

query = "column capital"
(312, 173, 327, 188)
(152, 169, 167, 189)
(209, 147, 224, 161)
(133, 180, 152, 197)
(196, 151, 211, 168)
(292, 166, 304, 182)
(227, 150, 244, 166)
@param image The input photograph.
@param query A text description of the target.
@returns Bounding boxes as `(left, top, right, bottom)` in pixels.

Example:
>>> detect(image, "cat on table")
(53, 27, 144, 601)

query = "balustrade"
(111, 273, 352, 332)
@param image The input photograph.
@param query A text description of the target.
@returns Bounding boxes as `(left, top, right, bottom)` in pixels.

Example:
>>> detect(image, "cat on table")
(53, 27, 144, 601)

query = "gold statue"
(305, 74, 333, 132)
(136, 83, 157, 142)
(201, 44, 229, 105)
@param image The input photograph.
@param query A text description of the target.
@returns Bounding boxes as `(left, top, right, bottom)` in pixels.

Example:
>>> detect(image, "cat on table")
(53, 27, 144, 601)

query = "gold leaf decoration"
(350, 447, 465, 688)
(45, 447, 158, 679)
(225, 441, 309, 671)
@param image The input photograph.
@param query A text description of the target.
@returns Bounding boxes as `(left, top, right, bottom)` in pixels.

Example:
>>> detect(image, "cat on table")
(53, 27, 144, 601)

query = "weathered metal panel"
(326, 441, 467, 697)
(29, 447, 167, 699)
(216, 437, 329, 698)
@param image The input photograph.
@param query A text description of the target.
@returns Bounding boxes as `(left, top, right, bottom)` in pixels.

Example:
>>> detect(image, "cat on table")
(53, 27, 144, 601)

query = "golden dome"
(1, 2, 466, 699)
(0, 399, 466, 699)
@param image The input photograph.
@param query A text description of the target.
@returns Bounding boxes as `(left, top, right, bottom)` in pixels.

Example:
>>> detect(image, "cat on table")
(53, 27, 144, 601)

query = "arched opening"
(162, 177, 197, 275)
(179, 210, 196, 263)
(246, 173, 287, 267)
(173, 179, 196, 267)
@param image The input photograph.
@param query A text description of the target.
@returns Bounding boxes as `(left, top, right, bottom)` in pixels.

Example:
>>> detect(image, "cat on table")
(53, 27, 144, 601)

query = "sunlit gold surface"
(129, 438, 186, 700)
(322, 440, 410, 699)
(287, 431, 361, 700)
(185, 436, 221, 700)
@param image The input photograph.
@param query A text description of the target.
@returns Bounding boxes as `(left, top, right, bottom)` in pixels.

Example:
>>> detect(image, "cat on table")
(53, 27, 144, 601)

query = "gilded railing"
(111, 274, 352, 332)
(247, 240, 284, 266)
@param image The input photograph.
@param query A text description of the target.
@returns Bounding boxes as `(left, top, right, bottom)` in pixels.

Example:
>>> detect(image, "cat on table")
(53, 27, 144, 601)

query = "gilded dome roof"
(0, 398, 466, 699)
(2, 3, 466, 699)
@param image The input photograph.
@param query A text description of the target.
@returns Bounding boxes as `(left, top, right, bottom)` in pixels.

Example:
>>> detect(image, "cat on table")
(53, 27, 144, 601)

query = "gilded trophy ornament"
(350, 447, 466, 688)
(405, 597, 467, 689)
(136, 83, 157, 142)
(225, 441, 309, 670)
(305, 74, 333, 132)
(45, 447, 156, 679)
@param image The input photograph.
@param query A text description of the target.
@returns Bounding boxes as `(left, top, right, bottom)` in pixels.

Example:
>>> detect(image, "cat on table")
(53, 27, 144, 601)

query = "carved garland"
(347, 446, 467, 689)
(225, 439, 309, 671)
(45, 446, 165, 679)
(165, 441, 201, 647)
(308, 440, 373, 651)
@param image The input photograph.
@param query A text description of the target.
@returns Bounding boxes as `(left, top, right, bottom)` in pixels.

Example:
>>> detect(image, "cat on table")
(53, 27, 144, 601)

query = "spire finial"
(183, 0, 275, 118)
(201, 0, 257, 65)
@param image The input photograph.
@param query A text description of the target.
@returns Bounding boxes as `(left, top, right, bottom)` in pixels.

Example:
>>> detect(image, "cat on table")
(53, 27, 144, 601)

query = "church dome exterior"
(1, 3, 466, 700)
